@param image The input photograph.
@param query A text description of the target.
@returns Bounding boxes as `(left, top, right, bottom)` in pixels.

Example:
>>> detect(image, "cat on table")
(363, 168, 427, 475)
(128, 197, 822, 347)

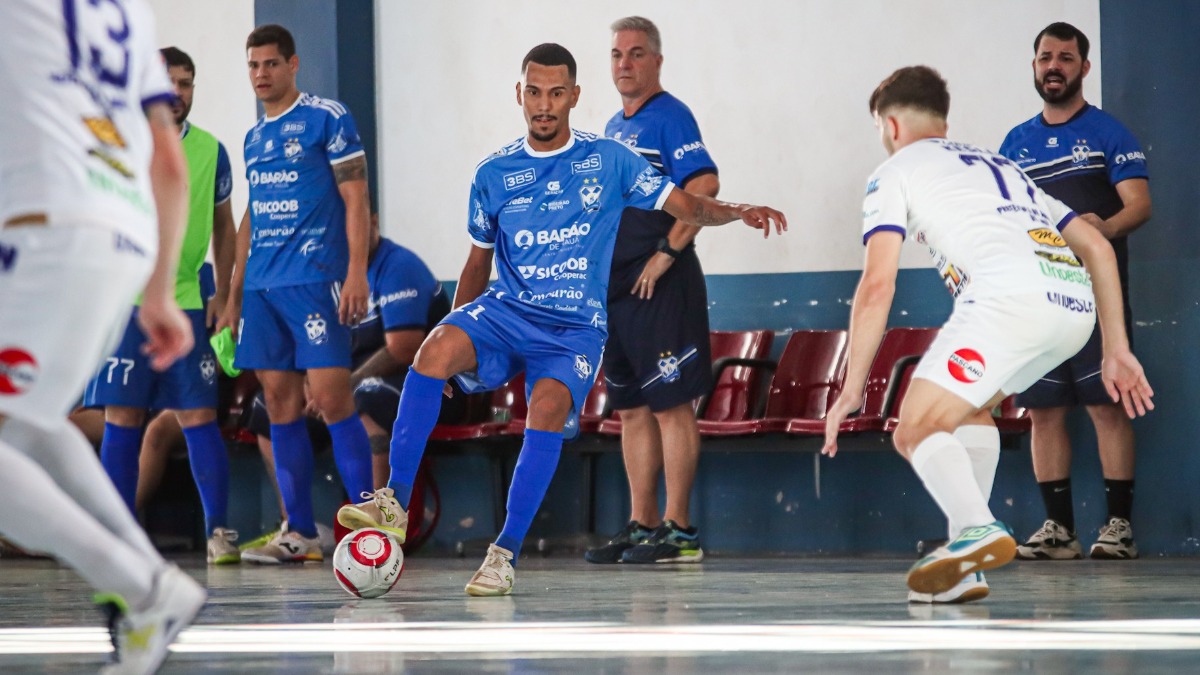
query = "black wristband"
(656, 237, 683, 259)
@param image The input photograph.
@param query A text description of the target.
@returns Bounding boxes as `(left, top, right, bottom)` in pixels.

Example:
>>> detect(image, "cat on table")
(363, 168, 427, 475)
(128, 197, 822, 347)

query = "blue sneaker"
(621, 520, 704, 564)
(907, 521, 1015, 595)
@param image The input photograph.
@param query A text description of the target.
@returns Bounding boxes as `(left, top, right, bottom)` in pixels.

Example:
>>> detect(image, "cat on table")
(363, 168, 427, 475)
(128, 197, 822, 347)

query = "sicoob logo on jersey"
(0, 348, 39, 395)
(947, 348, 985, 384)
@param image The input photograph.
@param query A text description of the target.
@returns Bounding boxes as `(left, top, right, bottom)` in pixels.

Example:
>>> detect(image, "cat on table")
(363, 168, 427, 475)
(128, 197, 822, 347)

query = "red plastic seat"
(429, 374, 525, 441)
(744, 329, 849, 435)
(220, 371, 261, 445)
(836, 327, 939, 434)
(578, 367, 610, 434)
(993, 395, 1031, 435)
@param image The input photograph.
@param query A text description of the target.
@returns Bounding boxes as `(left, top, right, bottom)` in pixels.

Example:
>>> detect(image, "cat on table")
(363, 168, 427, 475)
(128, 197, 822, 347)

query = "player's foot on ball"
(907, 521, 1015, 595)
(337, 488, 408, 543)
(1016, 519, 1083, 560)
(206, 527, 241, 565)
(241, 523, 323, 564)
(908, 571, 989, 604)
(96, 564, 206, 675)
(465, 543, 515, 597)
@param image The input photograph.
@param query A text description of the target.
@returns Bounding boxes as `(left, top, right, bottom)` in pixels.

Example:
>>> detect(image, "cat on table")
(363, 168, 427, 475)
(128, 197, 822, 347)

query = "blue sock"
(182, 421, 229, 535)
(496, 429, 563, 562)
(99, 422, 143, 514)
(387, 368, 446, 508)
(270, 419, 317, 538)
(326, 414, 373, 500)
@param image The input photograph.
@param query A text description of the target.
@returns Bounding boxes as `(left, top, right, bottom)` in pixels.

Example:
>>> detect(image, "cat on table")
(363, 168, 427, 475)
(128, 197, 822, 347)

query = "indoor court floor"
(2, 554, 1200, 673)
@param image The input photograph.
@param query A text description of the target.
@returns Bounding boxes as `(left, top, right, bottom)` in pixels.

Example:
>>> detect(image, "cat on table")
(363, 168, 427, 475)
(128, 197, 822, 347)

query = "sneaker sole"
(907, 535, 1016, 595)
(241, 553, 323, 565)
(208, 553, 241, 565)
(1089, 546, 1138, 560)
(464, 583, 513, 597)
(909, 585, 990, 604)
(1016, 547, 1083, 561)
(336, 507, 408, 544)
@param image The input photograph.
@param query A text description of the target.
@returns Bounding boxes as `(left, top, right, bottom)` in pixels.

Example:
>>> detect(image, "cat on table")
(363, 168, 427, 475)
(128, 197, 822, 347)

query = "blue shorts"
(235, 281, 352, 371)
(441, 294, 605, 438)
(83, 308, 218, 410)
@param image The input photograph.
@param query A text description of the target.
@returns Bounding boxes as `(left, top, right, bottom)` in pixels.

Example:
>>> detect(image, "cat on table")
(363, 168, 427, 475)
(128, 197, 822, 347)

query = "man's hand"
(138, 298, 194, 372)
(821, 390, 864, 458)
(206, 290, 228, 330)
(339, 272, 369, 325)
(215, 298, 241, 339)
(632, 252, 675, 299)
(1102, 349, 1155, 418)
(740, 205, 787, 238)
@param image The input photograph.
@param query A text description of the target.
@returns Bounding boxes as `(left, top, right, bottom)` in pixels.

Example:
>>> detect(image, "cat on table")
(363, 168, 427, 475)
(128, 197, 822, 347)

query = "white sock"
(0, 436, 154, 606)
(946, 425, 1001, 538)
(0, 418, 161, 560)
(909, 431, 995, 538)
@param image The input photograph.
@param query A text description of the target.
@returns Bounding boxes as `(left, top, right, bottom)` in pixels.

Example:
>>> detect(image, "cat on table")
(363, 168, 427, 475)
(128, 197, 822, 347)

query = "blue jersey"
(999, 104, 1148, 221)
(467, 130, 674, 330)
(605, 91, 718, 295)
(243, 93, 364, 290)
(351, 237, 449, 365)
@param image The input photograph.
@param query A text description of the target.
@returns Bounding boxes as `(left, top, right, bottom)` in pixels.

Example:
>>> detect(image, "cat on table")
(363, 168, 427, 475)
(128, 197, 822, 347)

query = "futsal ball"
(333, 528, 404, 598)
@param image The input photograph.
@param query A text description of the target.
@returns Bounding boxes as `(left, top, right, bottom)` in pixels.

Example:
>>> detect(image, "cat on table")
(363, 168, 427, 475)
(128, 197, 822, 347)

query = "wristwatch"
(656, 238, 683, 259)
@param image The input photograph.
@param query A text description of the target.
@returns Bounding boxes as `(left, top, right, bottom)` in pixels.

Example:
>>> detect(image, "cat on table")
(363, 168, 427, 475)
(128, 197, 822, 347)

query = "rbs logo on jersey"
(517, 257, 589, 280)
(249, 169, 299, 187)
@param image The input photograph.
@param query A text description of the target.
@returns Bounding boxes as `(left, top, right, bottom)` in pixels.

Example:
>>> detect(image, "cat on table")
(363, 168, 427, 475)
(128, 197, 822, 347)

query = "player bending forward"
(822, 66, 1153, 603)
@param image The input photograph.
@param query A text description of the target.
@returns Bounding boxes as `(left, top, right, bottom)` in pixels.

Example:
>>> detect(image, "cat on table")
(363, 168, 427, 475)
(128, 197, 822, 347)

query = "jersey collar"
(621, 90, 668, 120)
(1039, 102, 1092, 128)
(522, 130, 576, 158)
(263, 92, 304, 123)
(178, 120, 190, 140)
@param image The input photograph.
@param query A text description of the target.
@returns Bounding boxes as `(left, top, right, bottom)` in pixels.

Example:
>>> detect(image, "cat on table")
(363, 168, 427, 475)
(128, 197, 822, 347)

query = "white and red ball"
(333, 528, 404, 599)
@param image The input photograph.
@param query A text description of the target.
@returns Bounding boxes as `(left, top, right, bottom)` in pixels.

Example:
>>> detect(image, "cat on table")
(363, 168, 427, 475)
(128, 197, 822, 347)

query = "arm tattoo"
(333, 155, 368, 184)
(690, 196, 734, 227)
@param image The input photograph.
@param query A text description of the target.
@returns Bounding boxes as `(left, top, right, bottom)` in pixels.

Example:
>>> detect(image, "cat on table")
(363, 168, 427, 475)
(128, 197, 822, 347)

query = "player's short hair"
(160, 47, 194, 76)
(1035, 22, 1090, 61)
(521, 43, 577, 80)
(246, 24, 296, 60)
(868, 65, 950, 120)
(610, 16, 662, 54)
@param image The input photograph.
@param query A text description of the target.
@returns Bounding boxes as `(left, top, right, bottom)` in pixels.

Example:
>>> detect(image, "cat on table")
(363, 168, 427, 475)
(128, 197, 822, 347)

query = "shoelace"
(478, 550, 510, 583)
(216, 529, 239, 543)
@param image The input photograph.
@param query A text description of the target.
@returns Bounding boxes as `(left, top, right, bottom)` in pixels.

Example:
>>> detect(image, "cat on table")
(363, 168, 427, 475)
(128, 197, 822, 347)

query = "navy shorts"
(1015, 318, 1133, 408)
(235, 281, 352, 371)
(604, 253, 712, 412)
(440, 294, 605, 438)
(83, 308, 218, 410)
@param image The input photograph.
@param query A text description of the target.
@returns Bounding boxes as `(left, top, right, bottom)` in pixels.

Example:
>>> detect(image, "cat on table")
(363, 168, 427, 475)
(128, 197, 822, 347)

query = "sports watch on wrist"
(656, 238, 683, 259)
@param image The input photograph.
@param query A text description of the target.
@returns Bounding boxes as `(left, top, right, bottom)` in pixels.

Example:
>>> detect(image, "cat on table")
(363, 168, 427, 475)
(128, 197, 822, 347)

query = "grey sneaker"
(1016, 519, 1083, 560)
(1090, 517, 1138, 559)
(465, 543, 515, 597)
(241, 523, 323, 564)
(206, 528, 240, 565)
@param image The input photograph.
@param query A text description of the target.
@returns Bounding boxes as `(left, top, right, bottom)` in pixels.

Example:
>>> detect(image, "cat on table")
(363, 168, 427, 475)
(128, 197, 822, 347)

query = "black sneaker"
(584, 521, 652, 564)
(621, 520, 704, 564)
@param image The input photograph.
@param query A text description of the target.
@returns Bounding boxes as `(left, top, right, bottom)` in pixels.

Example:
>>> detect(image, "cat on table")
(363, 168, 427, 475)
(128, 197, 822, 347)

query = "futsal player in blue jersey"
(339, 43, 785, 596)
(218, 24, 375, 563)
(999, 23, 1152, 561)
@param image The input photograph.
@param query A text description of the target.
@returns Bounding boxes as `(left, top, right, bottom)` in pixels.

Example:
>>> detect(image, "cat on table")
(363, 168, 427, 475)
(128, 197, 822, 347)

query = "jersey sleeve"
(997, 127, 1020, 160)
(861, 165, 909, 244)
(214, 142, 232, 205)
(323, 105, 366, 165)
(133, 8, 174, 109)
(1104, 123, 1149, 184)
(615, 143, 675, 211)
(658, 109, 717, 185)
(376, 253, 434, 330)
(1036, 188, 1079, 231)
(467, 176, 497, 248)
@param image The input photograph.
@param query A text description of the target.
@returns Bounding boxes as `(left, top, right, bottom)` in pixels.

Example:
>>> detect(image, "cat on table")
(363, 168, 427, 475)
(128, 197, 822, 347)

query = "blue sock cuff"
(325, 415, 358, 435)
(104, 422, 143, 444)
(181, 420, 221, 439)
(523, 428, 563, 453)
(406, 367, 447, 397)
(270, 418, 309, 436)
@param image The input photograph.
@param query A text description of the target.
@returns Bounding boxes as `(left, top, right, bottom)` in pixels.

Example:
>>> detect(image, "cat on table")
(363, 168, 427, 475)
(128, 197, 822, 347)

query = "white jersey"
(0, 0, 173, 251)
(862, 138, 1094, 305)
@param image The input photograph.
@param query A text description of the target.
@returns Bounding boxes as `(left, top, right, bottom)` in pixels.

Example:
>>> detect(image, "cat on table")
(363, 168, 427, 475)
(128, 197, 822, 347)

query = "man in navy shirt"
(585, 17, 718, 566)
(999, 22, 1152, 561)
(339, 43, 785, 597)
(218, 24, 374, 563)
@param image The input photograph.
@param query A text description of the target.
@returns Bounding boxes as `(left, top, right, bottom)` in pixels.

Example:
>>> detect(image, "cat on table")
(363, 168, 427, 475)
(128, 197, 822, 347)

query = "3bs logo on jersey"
(947, 348, 985, 384)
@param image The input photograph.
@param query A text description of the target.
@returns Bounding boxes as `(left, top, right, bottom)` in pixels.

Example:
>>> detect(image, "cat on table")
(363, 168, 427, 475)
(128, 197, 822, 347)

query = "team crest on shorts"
(947, 348, 985, 384)
(305, 314, 328, 345)
(574, 354, 593, 379)
(199, 353, 217, 385)
(0, 348, 39, 395)
(657, 352, 682, 384)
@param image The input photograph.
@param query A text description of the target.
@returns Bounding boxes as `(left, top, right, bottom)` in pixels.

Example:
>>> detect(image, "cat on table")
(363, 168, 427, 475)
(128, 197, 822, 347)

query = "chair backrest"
(860, 327, 939, 417)
(996, 395, 1028, 420)
(703, 330, 775, 422)
(762, 329, 849, 419)
(580, 366, 609, 421)
(490, 372, 527, 423)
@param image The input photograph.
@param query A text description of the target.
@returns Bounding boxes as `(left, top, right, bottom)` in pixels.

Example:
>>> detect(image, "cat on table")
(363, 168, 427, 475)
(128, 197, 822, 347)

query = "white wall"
(147, 0, 258, 221)
(376, 0, 1100, 279)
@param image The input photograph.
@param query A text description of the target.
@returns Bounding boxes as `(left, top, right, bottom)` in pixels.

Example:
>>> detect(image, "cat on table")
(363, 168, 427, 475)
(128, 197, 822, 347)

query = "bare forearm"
(145, 103, 188, 303)
(335, 157, 370, 275)
(1096, 204, 1151, 239)
(351, 348, 401, 387)
(665, 174, 719, 248)
(211, 201, 236, 298)
(1080, 244, 1131, 353)
(843, 279, 895, 394)
(228, 208, 251, 303)
(454, 258, 492, 308)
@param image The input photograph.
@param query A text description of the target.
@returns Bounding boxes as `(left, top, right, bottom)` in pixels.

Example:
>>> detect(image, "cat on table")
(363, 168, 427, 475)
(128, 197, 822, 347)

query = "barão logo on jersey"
(378, 288, 419, 305)
(514, 223, 591, 249)
(1114, 151, 1146, 165)
(249, 169, 299, 187)
(517, 256, 589, 280)
(673, 141, 705, 160)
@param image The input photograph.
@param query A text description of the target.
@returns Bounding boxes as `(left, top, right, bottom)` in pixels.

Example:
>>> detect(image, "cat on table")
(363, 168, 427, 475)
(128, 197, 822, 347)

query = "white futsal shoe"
(465, 543, 515, 597)
(98, 564, 206, 675)
(337, 488, 409, 543)
(908, 571, 989, 604)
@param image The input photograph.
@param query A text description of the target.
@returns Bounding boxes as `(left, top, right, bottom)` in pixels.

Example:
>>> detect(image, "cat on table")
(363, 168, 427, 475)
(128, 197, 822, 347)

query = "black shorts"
(1015, 316, 1134, 409)
(604, 252, 712, 412)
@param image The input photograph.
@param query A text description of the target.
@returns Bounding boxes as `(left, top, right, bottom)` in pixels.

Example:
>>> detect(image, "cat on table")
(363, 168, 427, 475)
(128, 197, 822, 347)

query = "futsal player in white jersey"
(0, 1, 206, 672)
(821, 66, 1153, 603)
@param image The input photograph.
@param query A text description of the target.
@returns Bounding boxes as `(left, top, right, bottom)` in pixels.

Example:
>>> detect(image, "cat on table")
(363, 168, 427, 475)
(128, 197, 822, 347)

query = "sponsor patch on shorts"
(947, 348, 985, 384)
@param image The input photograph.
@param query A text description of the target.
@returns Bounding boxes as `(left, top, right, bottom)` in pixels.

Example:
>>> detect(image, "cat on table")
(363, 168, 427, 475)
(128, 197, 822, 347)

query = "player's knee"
(175, 408, 216, 428)
(892, 416, 954, 459)
(1086, 401, 1132, 430)
(618, 405, 654, 425)
(1028, 406, 1068, 427)
(105, 406, 145, 428)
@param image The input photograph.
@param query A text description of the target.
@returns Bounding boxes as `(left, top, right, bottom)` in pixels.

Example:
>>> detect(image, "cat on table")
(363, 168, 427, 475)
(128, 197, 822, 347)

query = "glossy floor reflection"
(2, 555, 1199, 673)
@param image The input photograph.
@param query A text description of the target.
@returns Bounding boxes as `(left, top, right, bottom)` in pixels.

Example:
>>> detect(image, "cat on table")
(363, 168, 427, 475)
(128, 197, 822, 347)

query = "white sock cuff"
(909, 431, 959, 472)
(954, 424, 1000, 450)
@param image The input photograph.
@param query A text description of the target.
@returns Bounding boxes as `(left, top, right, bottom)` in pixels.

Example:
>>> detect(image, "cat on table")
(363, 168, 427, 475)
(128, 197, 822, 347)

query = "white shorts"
(913, 291, 1096, 409)
(0, 225, 153, 429)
